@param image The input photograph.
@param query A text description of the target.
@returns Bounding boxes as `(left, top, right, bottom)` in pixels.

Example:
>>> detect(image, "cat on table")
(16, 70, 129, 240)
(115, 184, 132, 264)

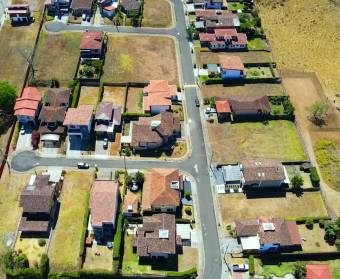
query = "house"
(235, 216, 302, 253)
(199, 29, 247, 50)
(123, 191, 139, 217)
(89, 180, 119, 242)
(240, 159, 287, 189)
(205, 0, 223, 9)
(195, 9, 233, 21)
(119, 0, 141, 16)
(215, 97, 231, 121)
(306, 264, 333, 279)
(228, 96, 271, 116)
(142, 168, 182, 214)
(7, 4, 32, 24)
(14, 87, 42, 126)
(45, 0, 71, 16)
(80, 31, 105, 60)
(19, 174, 62, 235)
(130, 112, 181, 151)
(98, 0, 118, 18)
(221, 164, 241, 187)
(205, 17, 240, 33)
(45, 88, 71, 107)
(135, 213, 182, 259)
(63, 105, 94, 140)
(143, 80, 178, 114)
(70, 0, 94, 16)
(219, 55, 245, 79)
(95, 102, 122, 140)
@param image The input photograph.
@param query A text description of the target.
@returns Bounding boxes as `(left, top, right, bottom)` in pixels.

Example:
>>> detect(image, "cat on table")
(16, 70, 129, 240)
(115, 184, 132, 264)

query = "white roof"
(41, 134, 60, 142)
(159, 229, 169, 239)
(216, 184, 226, 194)
(176, 224, 191, 240)
(240, 236, 260, 251)
(47, 167, 63, 183)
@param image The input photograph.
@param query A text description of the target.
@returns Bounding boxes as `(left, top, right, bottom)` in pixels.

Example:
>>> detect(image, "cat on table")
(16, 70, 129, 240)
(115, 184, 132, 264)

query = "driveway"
(16, 130, 33, 151)
(95, 139, 109, 157)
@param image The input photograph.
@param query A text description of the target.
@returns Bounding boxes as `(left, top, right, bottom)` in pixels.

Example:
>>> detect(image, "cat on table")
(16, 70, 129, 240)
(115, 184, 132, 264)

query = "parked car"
(232, 264, 249, 272)
(20, 127, 25, 135)
(103, 138, 108, 149)
(82, 14, 86, 21)
(195, 98, 200, 107)
(77, 162, 90, 169)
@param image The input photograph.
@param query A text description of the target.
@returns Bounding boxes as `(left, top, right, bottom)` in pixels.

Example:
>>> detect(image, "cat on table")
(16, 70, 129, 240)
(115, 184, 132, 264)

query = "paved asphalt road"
(12, 1, 223, 278)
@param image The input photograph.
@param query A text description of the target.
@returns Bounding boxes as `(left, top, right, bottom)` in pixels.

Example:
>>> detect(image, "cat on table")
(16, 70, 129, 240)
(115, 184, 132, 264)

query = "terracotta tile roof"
(71, 0, 93, 10)
(80, 31, 104, 50)
(123, 191, 139, 214)
(95, 101, 113, 120)
(137, 213, 180, 257)
(195, 9, 233, 19)
(206, 18, 235, 29)
(232, 33, 248, 45)
(228, 96, 271, 114)
(45, 88, 71, 107)
(241, 159, 285, 182)
(215, 98, 231, 113)
(143, 80, 177, 112)
(63, 105, 93, 126)
(235, 219, 260, 236)
(14, 87, 42, 117)
(90, 180, 119, 227)
(214, 28, 237, 38)
(219, 55, 244, 70)
(199, 33, 216, 42)
(131, 112, 181, 149)
(142, 168, 182, 211)
(306, 264, 333, 279)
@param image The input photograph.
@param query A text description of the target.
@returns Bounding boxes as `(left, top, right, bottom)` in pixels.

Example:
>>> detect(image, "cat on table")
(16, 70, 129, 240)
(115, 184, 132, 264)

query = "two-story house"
(7, 4, 33, 24)
(219, 55, 245, 79)
(205, 0, 223, 9)
(94, 101, 122, 140)
(45, 0, 71, 16)
(89, 180, 119, 242)
(70, 0, 94, 17)
(80, 31, 105, 60)
(199, 29, 247, 50)
(14, 87, 42, 127)
(142, 168, 182, 214)
(119, 0, 141, 16)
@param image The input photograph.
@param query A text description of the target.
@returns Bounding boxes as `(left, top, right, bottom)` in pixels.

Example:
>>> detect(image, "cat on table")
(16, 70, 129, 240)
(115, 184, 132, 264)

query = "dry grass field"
(102, 86, 126, 108)
(142, 0, 173, 28)
(126, 87, 143, 113)
(34, 32, 81, 87)
(257, 0, 340, 103)
(78, 86, 100, 107)
(103, 35, 179, 85)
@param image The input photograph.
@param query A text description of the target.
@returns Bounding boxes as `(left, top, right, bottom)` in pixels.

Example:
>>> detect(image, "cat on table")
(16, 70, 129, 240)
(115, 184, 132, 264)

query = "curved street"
(11, 1, 224, 278)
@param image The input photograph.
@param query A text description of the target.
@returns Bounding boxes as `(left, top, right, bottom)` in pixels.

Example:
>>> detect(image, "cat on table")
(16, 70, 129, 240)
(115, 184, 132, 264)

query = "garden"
(77, 60, 103, 80)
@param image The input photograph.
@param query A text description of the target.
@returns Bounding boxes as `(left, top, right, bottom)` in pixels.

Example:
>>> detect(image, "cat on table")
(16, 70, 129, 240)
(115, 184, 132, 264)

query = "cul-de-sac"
(0, 0, 339, 278)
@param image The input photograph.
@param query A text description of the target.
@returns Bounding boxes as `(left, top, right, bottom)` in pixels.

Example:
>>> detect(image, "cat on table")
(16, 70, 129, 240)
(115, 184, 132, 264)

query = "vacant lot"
(257, 0, 340, 103)
(142, 0, 173, 28)
(298, 225, 336, 252)
(202, 83, 284, 99)
(218, 192, 327, 233)
(34, 32, 81, 87)
(102, 86, 126, 108)
(49, 171, 94, 272)
(103, 35, 179, 85)
(78, 86, 100, 107)
(126, 87, 143, 113)
(196, 51, 272, 67)
(208, 120, 307, 164)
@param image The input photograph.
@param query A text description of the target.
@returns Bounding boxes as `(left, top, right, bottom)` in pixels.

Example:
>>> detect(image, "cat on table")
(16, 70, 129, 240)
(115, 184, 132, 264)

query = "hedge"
(4, 267, 42, 279)
(71, 82, 81, 108)
(285, 216, 331, 224)
(248, 255, 254, 276)
(78, 270, 114, 278)
(122, 112, 151, 118)
(310, 167, 320, 187)
(79, 191, 91, 265)
(48, 271, 79, 279)
(112, 211, 124, 274)
(166, 267, 197, 277)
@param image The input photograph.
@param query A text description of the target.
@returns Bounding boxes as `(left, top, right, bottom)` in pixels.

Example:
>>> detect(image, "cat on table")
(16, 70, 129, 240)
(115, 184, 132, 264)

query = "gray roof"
(195, 21, 205, 29)
(183, 180, 191, 193)
(222, 165, 241, 182)
(212, 167, 224, 185)
(208, 64, 218, 72)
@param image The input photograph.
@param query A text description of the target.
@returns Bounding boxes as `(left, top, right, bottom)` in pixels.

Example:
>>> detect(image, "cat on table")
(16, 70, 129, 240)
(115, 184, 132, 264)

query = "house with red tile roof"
(235, 216, 302, 253)
(306, 264, 333, 279)
(63, 105, 93, 140)
(89, 180, 119, 242)
(80, 31, 104, 59)
(123, 191, 139, 217)
(199, 29, 247, 50)
(219, 55, 245, 79)
(143, 80, 178, 114)
(14, 87, 42, 125)
(228, 95, 272, 117)
(142, 168, 182, 213)
(215, 97, 231, 122)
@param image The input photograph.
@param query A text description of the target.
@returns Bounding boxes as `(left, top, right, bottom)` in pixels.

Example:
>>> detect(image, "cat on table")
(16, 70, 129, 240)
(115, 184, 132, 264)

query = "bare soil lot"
(196, 51, 272, 67)
(78, 86, 100, 107)
(126, 87, 143, 113)
(102, 86, 126, 108)
(208, 120, 307, 164)
(103, 35, 179, 86)
(218, 192, 327, 235)
(202, 83, 284, 99)
(142, 0, 173, 28)
(34, 32, 81, 87)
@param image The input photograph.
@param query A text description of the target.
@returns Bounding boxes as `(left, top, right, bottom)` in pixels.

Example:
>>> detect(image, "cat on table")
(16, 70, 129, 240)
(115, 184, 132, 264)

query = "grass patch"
(314, 139, 340, 191)
(14, 238, 46, 267)
(208, 120, 307, 164)
(49, 171, 94, 272)
(247, 38, 269, 51)
(227, 2, 245, 11)
(78, 86, 100, 107)
(261, 262, 294, 277)
(142, 0, 173, 28)
(245, 66, 274, 78)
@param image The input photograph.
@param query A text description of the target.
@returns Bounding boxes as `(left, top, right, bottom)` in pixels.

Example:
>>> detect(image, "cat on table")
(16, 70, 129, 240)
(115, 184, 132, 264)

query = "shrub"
(291, 174, 304, 191)
(39, 253, 49, 278)
(0, 81, 17, 112)
(283, 97, 295, 117)
(336, 239, 340, 251)
(310, 167, 320, 187)
(319, 219, 325, 228)
(324, 218, 340, 244)
(38, 239, 46, 247)
(71, 82, 80, 108)
(135, 171, 144, 186)
(305, 218, 314, 230)
(185, 191, 191, 200)
(203, 97, 210, 105)
(112, 212, 124, 274)
(185, 206, 192, 216)
(79, 191, 90, 263)
(249, 255, 255, 276)
(166, 267, 197, 277)
(293, 262, 306, 279)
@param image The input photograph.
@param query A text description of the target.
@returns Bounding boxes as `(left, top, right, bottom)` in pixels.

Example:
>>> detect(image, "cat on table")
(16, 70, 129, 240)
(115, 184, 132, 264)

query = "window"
(167, 208, 173, 212)
(155, 208, 161, 212)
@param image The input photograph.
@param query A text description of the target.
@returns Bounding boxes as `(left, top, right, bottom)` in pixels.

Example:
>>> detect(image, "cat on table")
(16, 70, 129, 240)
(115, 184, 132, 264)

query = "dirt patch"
(110, 133, 121, 155)
(178, 247, 198, 271)
(102, 86, 126, 108)
(126, 87, 143, 113)
(78, 86, 100, 107)
(103, 35, 179, 86)
(142, 0, 173, 28)
(202, 83, 284, 99)
(218, 192, 327, 235)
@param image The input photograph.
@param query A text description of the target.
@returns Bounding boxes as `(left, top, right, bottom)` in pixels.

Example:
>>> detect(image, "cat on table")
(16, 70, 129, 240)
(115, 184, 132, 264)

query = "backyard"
(83, 244, 113, 271)
(49, 171, 94, 271)
(34, 31, 82, 87)
(142, 0, 173, 28)
(247, 38, 270, 51)
(208, 120, 307, 164)
(245, 66, 275, 79)
(103, 35, 179, 85)
(218, 192, 327, 234)
(298, 225, 336, 252)
(14, 238, 46, 267)
(78, 86, 100, 107)
(102, 86, 126, 108)
(126, 87, 143, 113)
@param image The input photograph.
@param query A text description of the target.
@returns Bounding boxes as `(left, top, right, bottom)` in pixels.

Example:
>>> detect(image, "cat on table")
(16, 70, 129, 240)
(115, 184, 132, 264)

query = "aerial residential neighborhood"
(0, 0, 339, 279)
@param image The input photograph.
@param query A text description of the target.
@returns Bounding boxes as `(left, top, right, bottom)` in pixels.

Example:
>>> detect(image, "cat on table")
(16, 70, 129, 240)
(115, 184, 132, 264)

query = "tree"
(291, 174, 304, 191)
(0, 81, 17, 112)
(209, 97, 216, 108)
(293, 262, 306, 279)
(308, 101, 329, 126)
(135, 171, 144, 186)
(186, 22, 196, 40)
(305, 218, 314, 230)
(324, 218, 340, 244)
(125, 174, 133, 187)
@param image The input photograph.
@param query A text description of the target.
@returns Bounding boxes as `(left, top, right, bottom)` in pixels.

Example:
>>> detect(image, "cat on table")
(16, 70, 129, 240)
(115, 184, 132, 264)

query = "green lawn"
(261, 262, 295, 277)
(227, 2, 245, 11)
(49, 171, 94, 272)
(247, 38, 270, 51)
(245, 67, 274, 79)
